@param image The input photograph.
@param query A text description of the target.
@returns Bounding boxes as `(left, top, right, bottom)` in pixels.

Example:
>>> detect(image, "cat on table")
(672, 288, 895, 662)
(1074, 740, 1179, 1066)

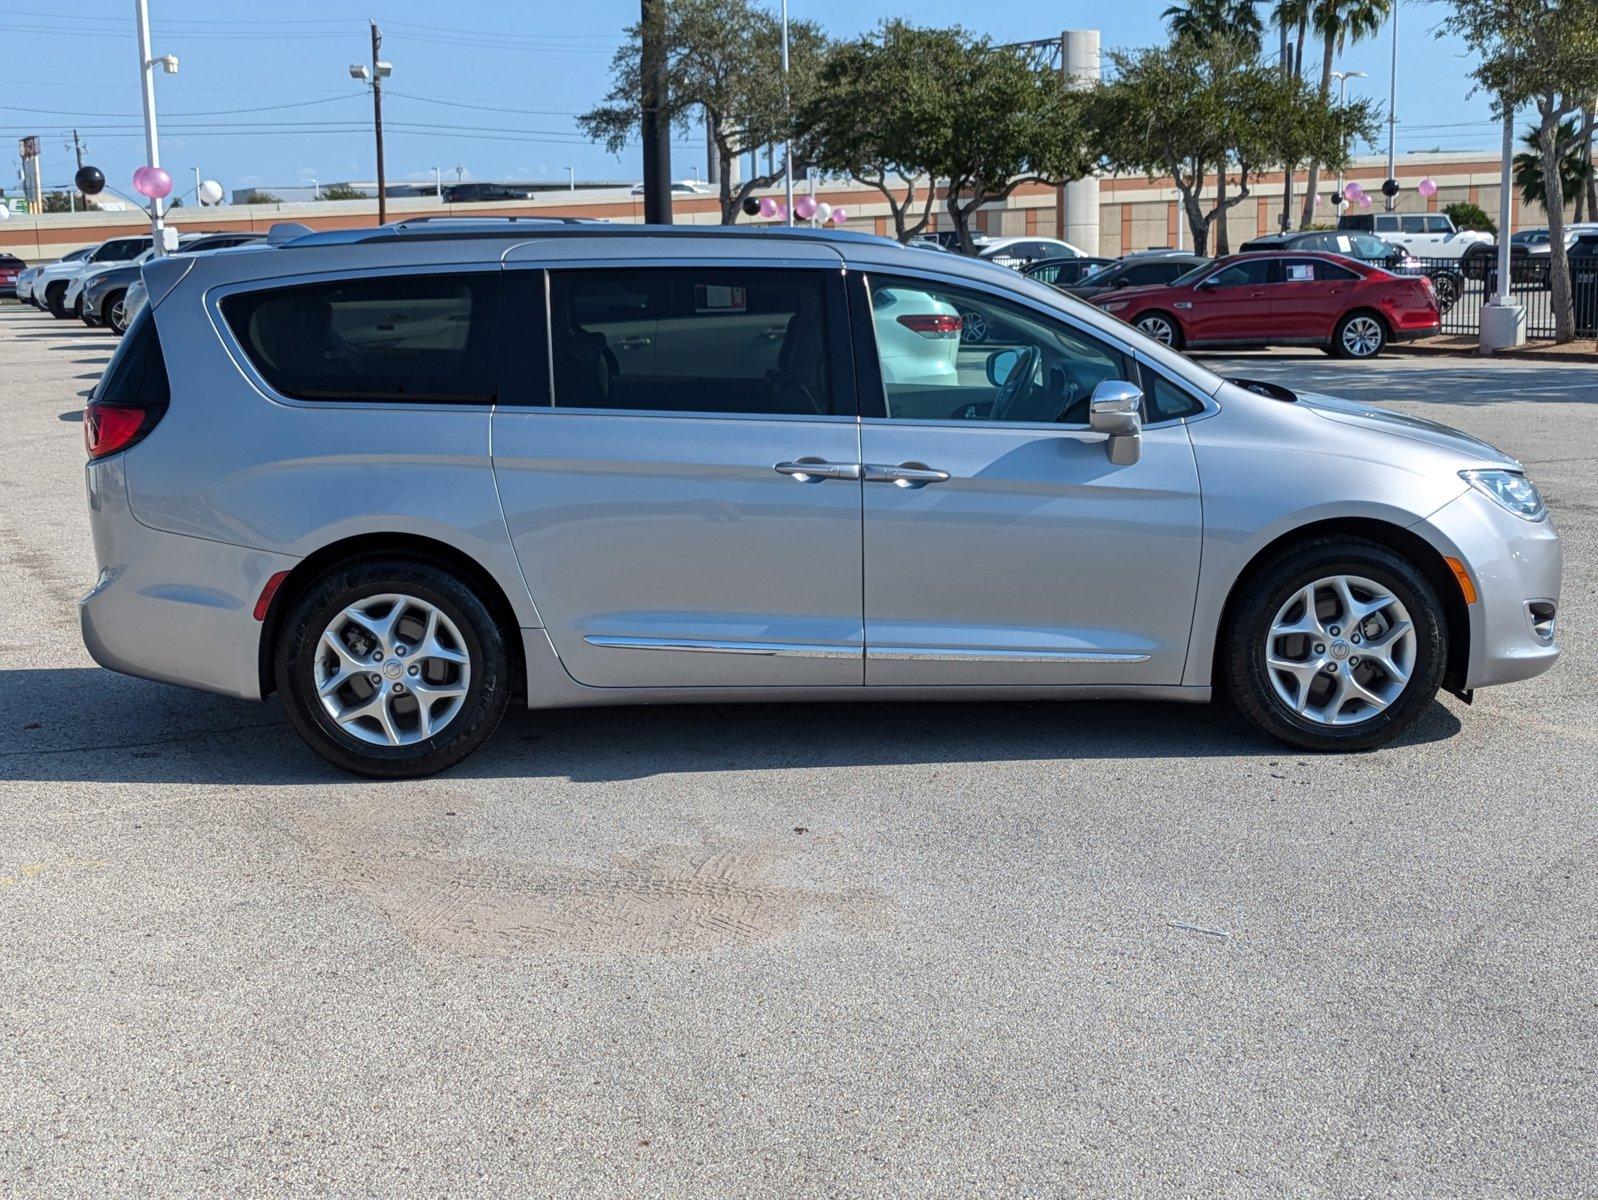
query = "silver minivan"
(80, 221, 1561, 777)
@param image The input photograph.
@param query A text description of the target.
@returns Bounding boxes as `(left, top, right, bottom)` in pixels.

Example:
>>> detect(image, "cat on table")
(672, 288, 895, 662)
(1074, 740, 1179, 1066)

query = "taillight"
(897, 313, 963, 338)
(84, 403, 161, 459)
(84, 305, 169, 460)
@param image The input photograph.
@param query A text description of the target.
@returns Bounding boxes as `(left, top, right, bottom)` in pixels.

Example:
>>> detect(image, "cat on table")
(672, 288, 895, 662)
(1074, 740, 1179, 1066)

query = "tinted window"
(867, 274, 1131, 425)
(1282, 258, 1358, 282)
(549, 268, 833, 415)
(1206, 260, 1273, 287)
(1339, 214, 1374, 231)
(222, 273, 499, 403)
(1400, 216, 1427, 234)
(1122, 263, 1174, 285)
(1425, 215, 1452, 233)
(1140, 370, 1205, 422)
(1350, 234, 1391, 259)
(95, 306, 169, 410)
(93, 238, 149, 262)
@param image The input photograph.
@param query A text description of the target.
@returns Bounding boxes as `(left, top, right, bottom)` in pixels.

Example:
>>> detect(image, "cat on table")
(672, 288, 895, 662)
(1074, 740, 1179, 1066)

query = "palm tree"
(1163, 0, 1264, 50)
(1514, 119, 1591, 219)
(1299, 0, 1390, 229)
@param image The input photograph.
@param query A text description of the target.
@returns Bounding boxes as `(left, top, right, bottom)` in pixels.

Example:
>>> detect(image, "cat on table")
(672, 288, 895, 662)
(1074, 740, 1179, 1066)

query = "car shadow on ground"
(0, 666, 1464, 786)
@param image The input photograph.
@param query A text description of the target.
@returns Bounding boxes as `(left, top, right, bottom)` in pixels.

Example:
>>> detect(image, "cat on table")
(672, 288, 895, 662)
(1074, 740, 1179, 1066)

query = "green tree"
(41, 191, 100, 213)
(579, 0, 830, 223)
(317, 182, 370, 200)
(1443, 200, 1497, 234)
(1512, 119, 1590, 213)
(1443, 0, 1598, 341)
(1164, 0, 1264, 49)
(239, 190, 281, 205)
(923, 36, 1091, 253)
(1093, 36, 1373, 255)
(1299, 0, 1390, 229)
(798, 22, 963, 242)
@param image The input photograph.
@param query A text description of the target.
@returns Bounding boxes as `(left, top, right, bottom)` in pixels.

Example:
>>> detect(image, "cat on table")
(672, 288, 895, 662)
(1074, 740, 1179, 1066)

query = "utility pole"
(639, 0, 672, 223)
(70, 129, 86, 207)
(134, 0, 168, 255)
(779, 0, 793, 225)
(371, 22, 387, 224)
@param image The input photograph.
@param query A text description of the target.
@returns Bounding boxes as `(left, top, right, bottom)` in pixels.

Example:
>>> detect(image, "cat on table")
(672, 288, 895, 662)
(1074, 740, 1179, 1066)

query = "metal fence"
(1412, 254, 1598, 340)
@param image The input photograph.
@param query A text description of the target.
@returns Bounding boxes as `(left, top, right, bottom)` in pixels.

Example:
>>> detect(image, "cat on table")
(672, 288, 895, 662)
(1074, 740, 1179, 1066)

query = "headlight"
(1102, 300, 1129, 313)
(1460, 469, 1547, 521)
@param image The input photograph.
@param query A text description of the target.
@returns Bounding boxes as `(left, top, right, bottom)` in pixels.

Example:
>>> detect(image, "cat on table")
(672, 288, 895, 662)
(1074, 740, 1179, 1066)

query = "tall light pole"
(349, 22, 391, 225)
(779, 0, 793, 226)
(134, 0, 177, 255)
(1332, 70, 1367, 209)
(432, 165, 442, 201)
(566, 165, 575, 191)
(1385, 4, 1399, 211)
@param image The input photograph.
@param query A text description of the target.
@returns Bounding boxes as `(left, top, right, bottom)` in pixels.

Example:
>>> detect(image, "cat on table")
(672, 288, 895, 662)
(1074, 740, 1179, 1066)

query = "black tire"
(1221, 538, 1447, 751)
(103, 290, 128, 335)
(45, 282, 69, 318)
(1330, 309, 1388, 358)
(274, 558, 512, 778)
(1427, 270, 1461, 315)
(1460, 243, 1494, 282)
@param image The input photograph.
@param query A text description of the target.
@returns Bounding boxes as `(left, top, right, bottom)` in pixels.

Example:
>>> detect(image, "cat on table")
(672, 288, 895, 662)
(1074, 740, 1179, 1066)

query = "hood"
(1293, 389, 1520, 468)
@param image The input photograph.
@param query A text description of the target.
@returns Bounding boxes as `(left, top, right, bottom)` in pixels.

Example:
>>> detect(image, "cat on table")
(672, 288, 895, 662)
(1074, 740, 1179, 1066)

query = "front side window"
(1400, 216, 1427, 234)
(866, 274, 1131, 426)
(221, 272, 499, 403)
(1425, 215, 1453, 233)
(548, 268, 833, 416)
(1205, 259, 1273, 288)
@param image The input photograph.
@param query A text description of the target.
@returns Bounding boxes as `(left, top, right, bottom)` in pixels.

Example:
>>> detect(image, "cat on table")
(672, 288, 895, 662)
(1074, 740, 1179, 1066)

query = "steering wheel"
(1051, 363, 1092, 424)
(987, 345, 1041, 423)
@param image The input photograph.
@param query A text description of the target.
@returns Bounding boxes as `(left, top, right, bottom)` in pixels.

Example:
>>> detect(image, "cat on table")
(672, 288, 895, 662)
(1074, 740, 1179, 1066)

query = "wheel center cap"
(1330, 640, 1351, 660)
(382, 660, 404, 679)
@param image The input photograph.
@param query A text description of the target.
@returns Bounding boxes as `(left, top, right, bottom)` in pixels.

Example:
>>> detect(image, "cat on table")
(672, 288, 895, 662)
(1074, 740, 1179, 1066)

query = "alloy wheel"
(1340, 316, 1384, 357)
(959, 309, 988, 344)
(109, 299, 128, 335)
(313, 593, 472, 746)
(1136, 315, 1176, 345)
(1264, 574, 1416, 727)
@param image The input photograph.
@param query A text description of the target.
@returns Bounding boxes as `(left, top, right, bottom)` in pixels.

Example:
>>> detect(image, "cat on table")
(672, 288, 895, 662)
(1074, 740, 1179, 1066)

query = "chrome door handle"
(863, 462, 950, 487)
(774, 458, 861, 482)
(615, 336, 652, 350)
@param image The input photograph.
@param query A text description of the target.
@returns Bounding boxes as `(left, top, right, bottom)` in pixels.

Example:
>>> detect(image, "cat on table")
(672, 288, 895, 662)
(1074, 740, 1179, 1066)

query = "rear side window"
(1282, 258, 1358, 282)
(1339, 214, 1373, 232)
(221, 273, 499, 404)
(95, 306, 170, 410)
(548, 268, 834, 415)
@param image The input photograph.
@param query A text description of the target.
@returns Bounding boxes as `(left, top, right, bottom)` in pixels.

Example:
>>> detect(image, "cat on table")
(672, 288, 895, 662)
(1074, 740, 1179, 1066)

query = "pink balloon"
(758, 196, 778, 219)
(1343, 182, 1363, 202)
(775, 203, 787, 221)
(794, 194, 818, 221)
(131, 166, 152, 194)
(1359, 193, 1373, 208)
(830, 207, 846, 224)
(133, 165, 172, 199)
(1418, 177, 1438, 198)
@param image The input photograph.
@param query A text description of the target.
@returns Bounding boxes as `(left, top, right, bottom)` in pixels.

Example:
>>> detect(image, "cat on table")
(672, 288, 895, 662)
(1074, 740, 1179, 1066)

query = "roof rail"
(283, 222, 902, 250)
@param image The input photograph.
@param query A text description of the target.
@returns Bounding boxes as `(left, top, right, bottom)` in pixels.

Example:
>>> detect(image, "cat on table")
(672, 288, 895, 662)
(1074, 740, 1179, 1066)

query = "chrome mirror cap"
(1090, 380, 1143, 465)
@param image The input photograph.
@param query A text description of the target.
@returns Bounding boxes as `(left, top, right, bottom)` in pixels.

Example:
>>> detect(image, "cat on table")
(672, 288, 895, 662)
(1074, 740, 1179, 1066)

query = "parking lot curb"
(1391, 339, 1597, 364)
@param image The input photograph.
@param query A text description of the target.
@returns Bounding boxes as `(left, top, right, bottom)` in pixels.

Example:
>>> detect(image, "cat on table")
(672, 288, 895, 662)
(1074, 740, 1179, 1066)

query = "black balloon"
(75, 165, 106, 195)
(741, 195, 761, 217)
(1381, 178, 1400, 197)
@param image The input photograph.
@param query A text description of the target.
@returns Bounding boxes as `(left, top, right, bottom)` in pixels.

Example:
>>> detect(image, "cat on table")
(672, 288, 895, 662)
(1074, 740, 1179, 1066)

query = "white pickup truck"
(1338, 212, 1496, 271)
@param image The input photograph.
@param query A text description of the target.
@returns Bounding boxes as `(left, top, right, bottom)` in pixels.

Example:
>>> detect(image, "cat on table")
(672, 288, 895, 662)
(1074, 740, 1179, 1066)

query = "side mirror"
(1089, 380, 1143, 466)
(985, 348, 1021, 387)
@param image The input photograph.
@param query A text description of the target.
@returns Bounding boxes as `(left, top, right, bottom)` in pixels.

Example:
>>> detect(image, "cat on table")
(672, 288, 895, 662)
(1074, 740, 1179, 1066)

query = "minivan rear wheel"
(1221, 538, 1446, 751)
(275, 559, 511, 778)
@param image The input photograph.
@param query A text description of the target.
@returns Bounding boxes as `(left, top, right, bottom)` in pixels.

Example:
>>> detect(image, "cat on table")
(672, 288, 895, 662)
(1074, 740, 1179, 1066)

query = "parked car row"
(11, 230, 265, 333)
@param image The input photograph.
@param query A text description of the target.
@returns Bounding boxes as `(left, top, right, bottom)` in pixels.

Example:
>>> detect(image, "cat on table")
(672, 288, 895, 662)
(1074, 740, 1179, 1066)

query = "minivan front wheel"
(1222, 539, 1446, 750)
(276, 559, 511, 778)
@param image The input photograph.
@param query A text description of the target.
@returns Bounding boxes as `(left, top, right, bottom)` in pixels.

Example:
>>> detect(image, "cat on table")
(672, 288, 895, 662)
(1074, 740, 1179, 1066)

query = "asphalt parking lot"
(1, 302, 1593, 1197)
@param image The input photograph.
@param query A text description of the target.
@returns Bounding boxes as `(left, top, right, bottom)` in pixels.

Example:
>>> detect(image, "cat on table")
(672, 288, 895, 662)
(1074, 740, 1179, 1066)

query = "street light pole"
(433, 165, 441, 201)
(1332, 70, 1366, 210)
(780, 0, 793, 226)
(639, 0, 672, 224)
(371, 22, 387, 224)
(133, 0, 167, 255)
(1386, 4, 1399, 211)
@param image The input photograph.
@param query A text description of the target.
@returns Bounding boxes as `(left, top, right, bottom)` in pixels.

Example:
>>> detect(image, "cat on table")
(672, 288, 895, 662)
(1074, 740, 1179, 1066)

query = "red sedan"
(1091, 252, 1440, 358)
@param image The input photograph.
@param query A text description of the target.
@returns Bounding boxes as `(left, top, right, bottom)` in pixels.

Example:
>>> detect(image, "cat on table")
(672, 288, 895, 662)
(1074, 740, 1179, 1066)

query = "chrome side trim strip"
(584, 635, 861, 659)
(867, 646, 1152, 664)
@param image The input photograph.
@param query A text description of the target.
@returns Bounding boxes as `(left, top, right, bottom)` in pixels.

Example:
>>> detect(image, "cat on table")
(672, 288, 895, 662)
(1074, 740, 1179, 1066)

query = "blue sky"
(3, 1, 1498, 201)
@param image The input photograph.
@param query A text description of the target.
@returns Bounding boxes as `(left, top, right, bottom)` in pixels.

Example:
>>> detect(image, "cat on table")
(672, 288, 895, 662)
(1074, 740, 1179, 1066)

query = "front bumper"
(1418, 487, 1561, 689)
(80, 455, 298, 701)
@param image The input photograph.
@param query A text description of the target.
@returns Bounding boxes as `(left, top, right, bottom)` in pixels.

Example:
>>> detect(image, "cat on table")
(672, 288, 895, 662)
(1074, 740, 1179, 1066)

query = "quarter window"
(1205, 259, 1273, 288)
(221, 273, 499, 404)
(548, 268, 834, 415)
(1282, 258, 1359, 282)
(865, 274, 1132, 425)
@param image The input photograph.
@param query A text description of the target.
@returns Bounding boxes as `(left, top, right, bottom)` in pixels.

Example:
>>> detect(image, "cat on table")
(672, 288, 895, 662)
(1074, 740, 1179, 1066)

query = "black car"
(1240, 230, 1464, 314)
(442, 182, 537, 203)
(1061, 252, 1210, 300)
(1021, 256, 1114, 288)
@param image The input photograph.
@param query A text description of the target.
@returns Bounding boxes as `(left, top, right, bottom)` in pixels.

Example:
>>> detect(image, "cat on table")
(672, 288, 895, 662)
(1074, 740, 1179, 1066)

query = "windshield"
(1169, 263, 1212, 288)
(1076, 262, 1116, 284)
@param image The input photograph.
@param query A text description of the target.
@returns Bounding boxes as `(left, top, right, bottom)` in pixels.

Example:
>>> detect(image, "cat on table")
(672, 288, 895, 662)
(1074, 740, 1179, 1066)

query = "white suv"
(1337, 212, 1493, 265)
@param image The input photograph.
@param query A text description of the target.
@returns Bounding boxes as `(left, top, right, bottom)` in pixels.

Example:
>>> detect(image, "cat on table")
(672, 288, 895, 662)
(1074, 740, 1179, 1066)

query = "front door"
(490, 262, 865, 688)
(853, 273, 1203, 686)
(1178, 257, 1277, 344)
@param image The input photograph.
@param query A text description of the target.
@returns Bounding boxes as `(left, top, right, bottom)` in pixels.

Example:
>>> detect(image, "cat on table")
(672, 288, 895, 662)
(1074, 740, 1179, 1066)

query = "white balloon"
(0, 205, 10, 221)
(815, 202, 832, 223)
(197, 179, 224, 206)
